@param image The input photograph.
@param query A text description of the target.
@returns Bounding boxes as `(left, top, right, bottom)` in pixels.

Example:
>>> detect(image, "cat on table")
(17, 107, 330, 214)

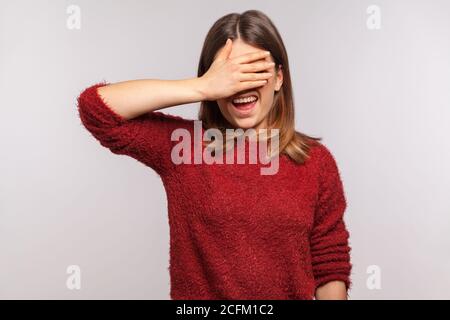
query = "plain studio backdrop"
(1, 0, 449, 299)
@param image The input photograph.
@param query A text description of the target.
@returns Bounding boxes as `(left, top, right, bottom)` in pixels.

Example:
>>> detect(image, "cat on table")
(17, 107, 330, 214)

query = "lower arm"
(97, 77, 206, 120)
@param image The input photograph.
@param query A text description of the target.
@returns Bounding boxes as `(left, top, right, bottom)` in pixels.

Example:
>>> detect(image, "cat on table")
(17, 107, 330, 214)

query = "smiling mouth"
(231, 95, 259, 113)
(231, 99, 258, 115)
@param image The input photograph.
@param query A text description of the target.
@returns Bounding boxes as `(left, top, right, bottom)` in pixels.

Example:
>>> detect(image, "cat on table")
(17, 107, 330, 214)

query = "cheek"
(259, 88, 274, 111)
(217, 100, 232, 119)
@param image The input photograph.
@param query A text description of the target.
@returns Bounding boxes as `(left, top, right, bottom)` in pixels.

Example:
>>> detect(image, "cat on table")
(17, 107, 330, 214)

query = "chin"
(226, 107, 260, 129)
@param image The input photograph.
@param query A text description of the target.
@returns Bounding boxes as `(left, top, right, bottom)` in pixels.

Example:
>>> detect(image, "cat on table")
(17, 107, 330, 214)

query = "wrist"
(192, 76, 210, 101)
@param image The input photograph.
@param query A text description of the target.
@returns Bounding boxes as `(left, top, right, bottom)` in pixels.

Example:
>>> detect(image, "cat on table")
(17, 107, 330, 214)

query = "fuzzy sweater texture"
(77, 82, 352, 300)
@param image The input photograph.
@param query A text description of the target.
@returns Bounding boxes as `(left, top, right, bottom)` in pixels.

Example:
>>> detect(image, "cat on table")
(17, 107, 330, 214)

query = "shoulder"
(306, 140, 337, 165)
(305, 141, 343, 179)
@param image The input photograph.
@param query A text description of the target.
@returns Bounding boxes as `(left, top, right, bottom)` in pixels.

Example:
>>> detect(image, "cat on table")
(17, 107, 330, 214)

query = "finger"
(215, 38, 233, 61)
(239, 72, 273, 82)
(233, 50, 271, 64)
(240, 61, 276, 73)
(237, 80, 268, 91)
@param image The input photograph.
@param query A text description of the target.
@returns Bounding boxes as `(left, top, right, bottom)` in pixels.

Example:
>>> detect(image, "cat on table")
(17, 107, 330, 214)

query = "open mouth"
(231, 95, 258, 115)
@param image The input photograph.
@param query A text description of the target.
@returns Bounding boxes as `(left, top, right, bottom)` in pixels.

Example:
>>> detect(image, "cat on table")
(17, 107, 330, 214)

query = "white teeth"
(232, 96, 257, 104)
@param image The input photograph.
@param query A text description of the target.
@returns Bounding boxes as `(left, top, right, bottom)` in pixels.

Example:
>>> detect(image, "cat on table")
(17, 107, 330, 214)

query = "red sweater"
(77, 82, 352, 300)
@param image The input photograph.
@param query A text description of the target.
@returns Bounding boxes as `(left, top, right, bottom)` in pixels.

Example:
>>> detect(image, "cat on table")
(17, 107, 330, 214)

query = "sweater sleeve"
(310, 144, 352, 293)
(77, 81, 190, 176)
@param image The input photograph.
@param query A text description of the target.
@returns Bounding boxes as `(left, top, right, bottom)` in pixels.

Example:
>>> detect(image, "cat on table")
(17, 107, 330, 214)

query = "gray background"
(1, 0, 449, 299)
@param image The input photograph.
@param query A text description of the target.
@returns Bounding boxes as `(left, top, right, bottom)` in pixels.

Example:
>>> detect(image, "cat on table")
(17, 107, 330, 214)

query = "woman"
(77, 10, 352, 300)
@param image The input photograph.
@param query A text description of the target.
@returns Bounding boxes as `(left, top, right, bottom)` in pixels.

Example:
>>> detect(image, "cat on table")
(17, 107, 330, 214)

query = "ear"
(275, 64, 283, 92)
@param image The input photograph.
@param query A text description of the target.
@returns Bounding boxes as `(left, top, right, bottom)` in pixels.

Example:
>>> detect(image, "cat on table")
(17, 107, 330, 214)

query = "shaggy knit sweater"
(77, 82, 352, 300)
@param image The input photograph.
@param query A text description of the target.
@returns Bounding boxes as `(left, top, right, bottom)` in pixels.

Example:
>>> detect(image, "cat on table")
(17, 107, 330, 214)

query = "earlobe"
(275, 64, 283, 92)
(275, 82, 282, 92)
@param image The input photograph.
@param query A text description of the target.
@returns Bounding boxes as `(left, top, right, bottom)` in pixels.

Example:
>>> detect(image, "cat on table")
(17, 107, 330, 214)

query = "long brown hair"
(197, 9, 321, 164)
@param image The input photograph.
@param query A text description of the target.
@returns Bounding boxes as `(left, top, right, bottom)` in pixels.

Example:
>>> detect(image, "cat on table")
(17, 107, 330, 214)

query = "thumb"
(216, 38, 233, 61)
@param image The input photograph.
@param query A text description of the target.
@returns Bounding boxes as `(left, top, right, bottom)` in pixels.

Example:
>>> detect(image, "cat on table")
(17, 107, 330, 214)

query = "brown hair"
(197, 9, 321, 164)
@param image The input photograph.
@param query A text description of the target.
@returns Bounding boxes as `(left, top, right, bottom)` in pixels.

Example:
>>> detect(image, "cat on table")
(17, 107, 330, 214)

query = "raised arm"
(77, 38, 274, 175)
(96, 78, 206, 120)
(95, 39, 274, 121)
(77, 81, 197, 175)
